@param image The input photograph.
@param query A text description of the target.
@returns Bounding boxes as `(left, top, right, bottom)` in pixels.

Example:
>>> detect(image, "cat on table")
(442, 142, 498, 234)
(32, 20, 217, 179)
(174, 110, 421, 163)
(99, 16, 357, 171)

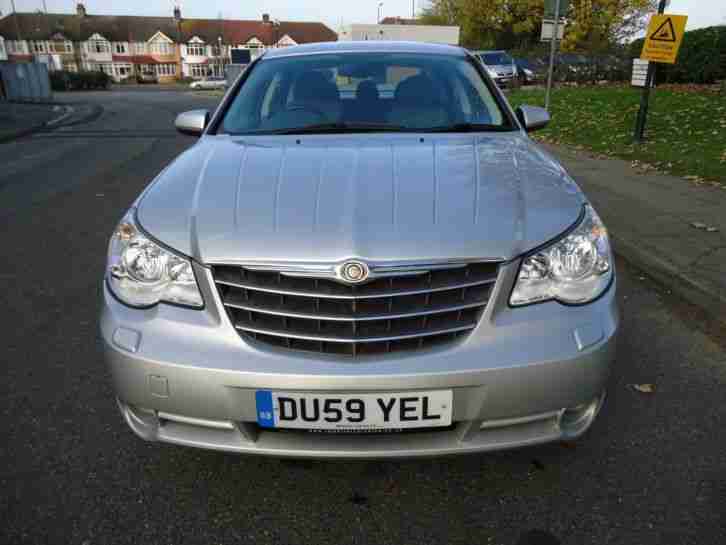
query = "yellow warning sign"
(641, 14, 688, 64)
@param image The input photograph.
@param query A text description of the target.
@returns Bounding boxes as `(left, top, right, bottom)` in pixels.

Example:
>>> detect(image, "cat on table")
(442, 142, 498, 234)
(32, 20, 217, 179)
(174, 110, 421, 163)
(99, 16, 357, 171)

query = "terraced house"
(0, 4, 336, 82)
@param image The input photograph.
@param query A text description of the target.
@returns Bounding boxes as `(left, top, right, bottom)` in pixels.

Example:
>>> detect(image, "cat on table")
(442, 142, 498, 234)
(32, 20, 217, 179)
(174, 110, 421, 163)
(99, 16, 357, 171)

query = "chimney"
(76, 3, 86, 17)
(173, 5, 181, 21)
(262, 13, 270, 24)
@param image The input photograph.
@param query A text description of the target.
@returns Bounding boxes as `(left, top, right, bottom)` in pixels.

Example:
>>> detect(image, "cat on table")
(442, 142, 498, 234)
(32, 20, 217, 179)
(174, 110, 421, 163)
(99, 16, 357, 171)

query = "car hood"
(137, 133, 585, 265)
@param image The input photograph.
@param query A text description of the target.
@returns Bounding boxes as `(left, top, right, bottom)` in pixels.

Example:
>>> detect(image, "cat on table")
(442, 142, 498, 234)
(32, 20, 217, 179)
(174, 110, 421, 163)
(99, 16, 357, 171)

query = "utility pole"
(10, 0, 23, 45)
(633, 0, 668, 143)
(544, 0, 561, 112)
(377, 2, 383, 24)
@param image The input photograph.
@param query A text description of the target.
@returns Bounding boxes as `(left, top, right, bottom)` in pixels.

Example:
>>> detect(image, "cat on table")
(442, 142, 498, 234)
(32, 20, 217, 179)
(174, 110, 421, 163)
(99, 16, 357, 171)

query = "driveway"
(1, 89, 724, 545)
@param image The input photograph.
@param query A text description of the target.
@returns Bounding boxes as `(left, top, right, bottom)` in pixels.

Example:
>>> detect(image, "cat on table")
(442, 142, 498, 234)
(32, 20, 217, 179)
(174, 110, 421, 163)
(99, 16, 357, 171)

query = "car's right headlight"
(510, 205, 613, 306)
(106, 209, 204, 309)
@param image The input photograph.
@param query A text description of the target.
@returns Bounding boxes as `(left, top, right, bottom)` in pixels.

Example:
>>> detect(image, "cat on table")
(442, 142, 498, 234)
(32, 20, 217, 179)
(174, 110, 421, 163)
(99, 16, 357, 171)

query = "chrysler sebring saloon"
(100, 41, 618, 458)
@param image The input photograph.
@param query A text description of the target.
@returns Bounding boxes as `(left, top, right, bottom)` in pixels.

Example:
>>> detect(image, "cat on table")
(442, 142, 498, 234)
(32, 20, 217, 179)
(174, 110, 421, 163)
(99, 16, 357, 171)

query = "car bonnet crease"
(137, 133, 585, 265)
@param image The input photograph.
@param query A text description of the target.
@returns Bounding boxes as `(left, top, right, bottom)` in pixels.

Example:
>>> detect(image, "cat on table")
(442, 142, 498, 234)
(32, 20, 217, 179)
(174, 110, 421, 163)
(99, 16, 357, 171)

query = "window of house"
(33, 42, 46, 53)
(94, 63, 112, 74)
(187, 43, 206, 56)
(65, 41, 73, 53)
(49, 42, 67, 53)
(90, 40, 110, 54)
(156, 64, 176, 76)
(150, 42, 172, 55)
(0, 41, 6, 54)
(132, 43, 146, 54)
(10, 41, 26, 54)
(115, 43, 126, 54)
(190, 64, 209, 77)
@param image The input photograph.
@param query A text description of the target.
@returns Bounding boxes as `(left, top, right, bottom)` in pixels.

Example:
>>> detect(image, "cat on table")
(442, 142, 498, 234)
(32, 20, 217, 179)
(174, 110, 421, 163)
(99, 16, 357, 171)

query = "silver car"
(475, 50, 517, 87)
(101, 41, 618, 458)
(190, 76, 227, 90)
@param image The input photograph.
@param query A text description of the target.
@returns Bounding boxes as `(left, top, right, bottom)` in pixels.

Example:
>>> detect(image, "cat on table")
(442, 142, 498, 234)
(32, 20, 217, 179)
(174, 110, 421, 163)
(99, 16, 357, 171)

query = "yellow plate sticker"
(641, 14, 688, 64)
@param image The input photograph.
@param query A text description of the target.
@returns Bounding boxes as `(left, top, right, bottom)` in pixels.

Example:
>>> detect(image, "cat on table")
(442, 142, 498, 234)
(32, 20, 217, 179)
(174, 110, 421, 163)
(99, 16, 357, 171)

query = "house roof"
(0, 12, 337, 46)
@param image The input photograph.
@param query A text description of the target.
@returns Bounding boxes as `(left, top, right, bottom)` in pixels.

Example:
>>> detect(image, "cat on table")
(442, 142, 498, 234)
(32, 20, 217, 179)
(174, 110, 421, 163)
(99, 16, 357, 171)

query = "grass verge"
(508, 85, 726, 183)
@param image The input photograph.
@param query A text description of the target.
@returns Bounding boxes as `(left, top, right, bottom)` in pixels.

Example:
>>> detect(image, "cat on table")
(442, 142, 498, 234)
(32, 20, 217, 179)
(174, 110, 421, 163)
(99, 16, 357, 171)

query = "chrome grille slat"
(214, 276, 496, 300)
(234, 323, 478, 344)
(223, 299, 487, 322)
(212, 261, 499, 357)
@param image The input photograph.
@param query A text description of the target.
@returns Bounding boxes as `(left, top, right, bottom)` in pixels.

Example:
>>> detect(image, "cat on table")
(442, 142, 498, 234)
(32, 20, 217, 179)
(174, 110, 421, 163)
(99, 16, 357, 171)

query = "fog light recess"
(558, 393, 605, 439)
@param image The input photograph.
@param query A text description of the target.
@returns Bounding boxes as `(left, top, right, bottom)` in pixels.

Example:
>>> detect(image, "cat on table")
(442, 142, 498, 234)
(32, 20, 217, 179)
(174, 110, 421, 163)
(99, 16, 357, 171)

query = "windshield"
(219, 52, 510, 134)
(481, 52, 513, 66)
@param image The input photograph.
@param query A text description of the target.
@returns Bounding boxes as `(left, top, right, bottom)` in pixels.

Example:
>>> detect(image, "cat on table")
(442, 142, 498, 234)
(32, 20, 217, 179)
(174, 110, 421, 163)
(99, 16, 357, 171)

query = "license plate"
(255, 390, 453, 431)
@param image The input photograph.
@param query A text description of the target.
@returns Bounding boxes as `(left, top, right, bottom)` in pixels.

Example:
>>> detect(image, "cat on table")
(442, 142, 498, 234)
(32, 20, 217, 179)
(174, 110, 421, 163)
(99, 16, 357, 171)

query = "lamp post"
(217, 36, 222, 77)
(10, 0, 23, 45)
(377, 2, 384, 24)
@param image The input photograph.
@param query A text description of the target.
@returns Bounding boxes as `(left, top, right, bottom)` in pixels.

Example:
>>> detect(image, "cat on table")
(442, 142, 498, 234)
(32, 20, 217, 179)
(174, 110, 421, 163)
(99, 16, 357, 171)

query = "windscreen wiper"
(246, 123, 409, 135)
(420, 123, 517, 133)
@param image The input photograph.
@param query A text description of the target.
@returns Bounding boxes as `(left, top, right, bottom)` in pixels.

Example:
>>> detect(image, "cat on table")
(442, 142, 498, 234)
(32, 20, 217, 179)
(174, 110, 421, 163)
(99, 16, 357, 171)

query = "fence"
(0, 62, 52, 102)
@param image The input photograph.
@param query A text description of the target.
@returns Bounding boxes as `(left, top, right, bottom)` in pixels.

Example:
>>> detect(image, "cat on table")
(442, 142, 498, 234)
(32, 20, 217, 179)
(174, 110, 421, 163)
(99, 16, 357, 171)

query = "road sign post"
(631, 59, 651, 87)
(543, 0, 568, 112)
(633, 2, 688, 142)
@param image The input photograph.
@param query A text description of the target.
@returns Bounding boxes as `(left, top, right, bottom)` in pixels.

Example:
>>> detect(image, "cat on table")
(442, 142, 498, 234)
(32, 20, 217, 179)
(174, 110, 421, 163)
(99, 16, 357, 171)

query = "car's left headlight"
(106, 209, 203, 309)
(510, 205, 613, 306)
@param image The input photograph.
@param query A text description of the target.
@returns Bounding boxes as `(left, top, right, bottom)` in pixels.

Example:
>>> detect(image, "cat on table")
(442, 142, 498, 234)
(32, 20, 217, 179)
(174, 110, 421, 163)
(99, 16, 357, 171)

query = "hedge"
(50, 70, 112, 91)
(630, 25, 726, 84)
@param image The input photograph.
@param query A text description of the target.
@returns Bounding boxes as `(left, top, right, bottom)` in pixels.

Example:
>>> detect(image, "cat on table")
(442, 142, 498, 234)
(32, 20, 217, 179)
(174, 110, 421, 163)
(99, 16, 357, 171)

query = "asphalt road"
(1, 89, 725, 545)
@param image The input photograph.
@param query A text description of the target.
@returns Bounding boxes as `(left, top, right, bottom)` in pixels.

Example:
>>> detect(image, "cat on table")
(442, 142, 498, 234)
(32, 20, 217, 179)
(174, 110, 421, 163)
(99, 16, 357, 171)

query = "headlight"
(106, 209, 203, 308)
(510, 205, 613, 306)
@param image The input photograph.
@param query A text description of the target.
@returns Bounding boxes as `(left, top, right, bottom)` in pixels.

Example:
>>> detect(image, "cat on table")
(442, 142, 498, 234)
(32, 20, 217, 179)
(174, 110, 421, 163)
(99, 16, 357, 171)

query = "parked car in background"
(101, 41, 618, 459)
(190, 76, 228, 90)
(136, 70, 158, 84)
(514, 58, 539, 85)
(473, 50, 517, 87)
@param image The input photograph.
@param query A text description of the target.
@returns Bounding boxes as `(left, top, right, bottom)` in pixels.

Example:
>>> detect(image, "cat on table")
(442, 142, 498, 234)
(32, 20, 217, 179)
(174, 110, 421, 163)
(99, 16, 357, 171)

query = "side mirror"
(515, 105, 550, 132)
(175, 109, 209, 136)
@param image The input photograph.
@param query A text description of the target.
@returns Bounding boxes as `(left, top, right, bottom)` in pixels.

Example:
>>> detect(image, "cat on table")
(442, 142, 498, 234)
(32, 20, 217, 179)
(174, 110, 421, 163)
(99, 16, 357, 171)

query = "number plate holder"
(255, 390, 453, 432)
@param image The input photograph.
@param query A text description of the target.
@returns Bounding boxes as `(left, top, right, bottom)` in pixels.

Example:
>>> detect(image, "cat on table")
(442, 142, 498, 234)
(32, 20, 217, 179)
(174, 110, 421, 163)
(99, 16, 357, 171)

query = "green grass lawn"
(508, 85, 726, 183)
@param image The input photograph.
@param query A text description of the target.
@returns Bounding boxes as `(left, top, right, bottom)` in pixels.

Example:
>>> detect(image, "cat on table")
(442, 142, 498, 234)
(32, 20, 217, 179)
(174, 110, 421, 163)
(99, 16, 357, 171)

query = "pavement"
(544, 144, 726, 325)
(1, 90, 726, 545)
(0, 101, 74, 143)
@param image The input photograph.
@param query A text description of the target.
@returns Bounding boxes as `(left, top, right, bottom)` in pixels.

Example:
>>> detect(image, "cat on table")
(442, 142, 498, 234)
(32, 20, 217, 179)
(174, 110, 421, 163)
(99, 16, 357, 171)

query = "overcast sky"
(2, 0, 724, 33)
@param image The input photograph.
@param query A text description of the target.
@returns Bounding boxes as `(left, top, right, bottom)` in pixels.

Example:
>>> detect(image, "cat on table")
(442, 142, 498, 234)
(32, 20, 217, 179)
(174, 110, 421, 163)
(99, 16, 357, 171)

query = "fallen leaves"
(508, 85, 726, 183)
(691, 222, 720, 232)
(631, 383, 656, 394)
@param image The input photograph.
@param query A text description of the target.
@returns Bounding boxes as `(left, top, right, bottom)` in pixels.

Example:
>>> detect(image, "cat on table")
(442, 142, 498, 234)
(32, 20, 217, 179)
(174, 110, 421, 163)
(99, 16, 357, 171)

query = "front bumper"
(101, 261, 619, 459)
(493, 75, 515, 87)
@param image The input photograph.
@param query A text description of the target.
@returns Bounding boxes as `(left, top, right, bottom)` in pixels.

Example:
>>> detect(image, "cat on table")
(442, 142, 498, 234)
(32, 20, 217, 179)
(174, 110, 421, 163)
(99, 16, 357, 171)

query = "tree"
(420, 0, 463, 25)
(420, 0, 657, 52)
(562, 0, 657, 52)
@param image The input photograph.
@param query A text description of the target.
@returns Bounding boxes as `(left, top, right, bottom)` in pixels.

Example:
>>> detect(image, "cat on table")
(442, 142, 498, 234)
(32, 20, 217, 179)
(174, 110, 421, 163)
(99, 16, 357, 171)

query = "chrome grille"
(212, 261, 498, 357)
